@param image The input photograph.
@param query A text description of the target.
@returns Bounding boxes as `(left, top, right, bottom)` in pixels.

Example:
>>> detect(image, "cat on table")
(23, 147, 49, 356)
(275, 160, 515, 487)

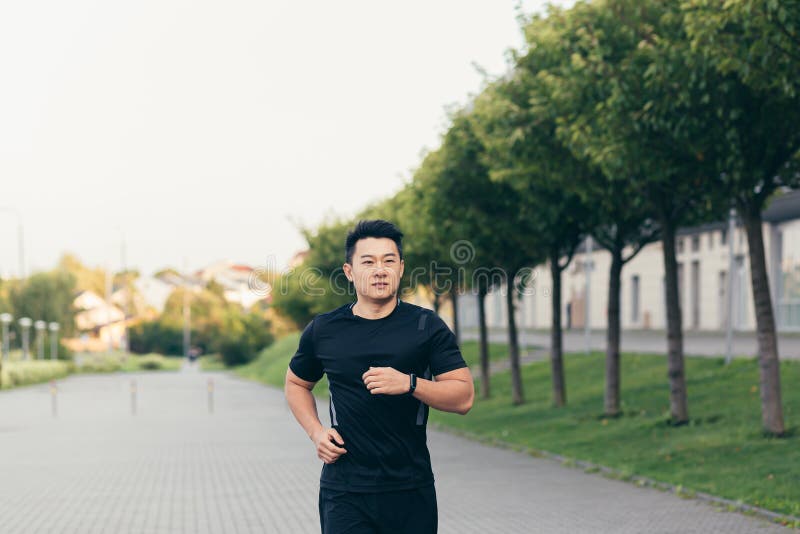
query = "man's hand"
(313, 427, 347, 464)
(362, 366, 410, 395)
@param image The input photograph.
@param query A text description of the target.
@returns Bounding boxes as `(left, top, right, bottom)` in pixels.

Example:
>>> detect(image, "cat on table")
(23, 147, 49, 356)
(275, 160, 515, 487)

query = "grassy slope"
(432, 352, 799, 517)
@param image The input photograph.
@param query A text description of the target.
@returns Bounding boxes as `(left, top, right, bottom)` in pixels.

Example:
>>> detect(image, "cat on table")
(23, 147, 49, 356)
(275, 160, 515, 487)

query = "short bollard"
(50, 379, 57, 417)
(130, 379, 137, 415)
(208, 377, 214, 414)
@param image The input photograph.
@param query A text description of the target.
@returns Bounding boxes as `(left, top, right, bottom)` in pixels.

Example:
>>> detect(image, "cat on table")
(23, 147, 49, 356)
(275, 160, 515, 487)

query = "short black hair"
(345, 219, 404, 264)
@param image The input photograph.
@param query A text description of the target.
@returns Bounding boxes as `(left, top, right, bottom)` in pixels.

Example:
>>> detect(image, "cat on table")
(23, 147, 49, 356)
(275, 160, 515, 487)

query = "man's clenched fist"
(362, 366, 411, 396)
(313, 427, 347, 464)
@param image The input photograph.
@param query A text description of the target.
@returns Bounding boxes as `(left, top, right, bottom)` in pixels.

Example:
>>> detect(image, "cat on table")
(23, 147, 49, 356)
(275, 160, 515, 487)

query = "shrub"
(76, 352, 122, 373)
(138, 354, 165, 370)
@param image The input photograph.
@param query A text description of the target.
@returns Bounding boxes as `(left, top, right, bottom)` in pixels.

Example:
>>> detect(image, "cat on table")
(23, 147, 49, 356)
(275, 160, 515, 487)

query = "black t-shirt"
(289, 298, 467, 493)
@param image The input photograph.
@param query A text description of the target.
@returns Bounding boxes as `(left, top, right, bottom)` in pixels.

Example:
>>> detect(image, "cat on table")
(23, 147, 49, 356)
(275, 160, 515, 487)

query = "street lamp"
(0, 313, 12, 361)
(18, 317, 32, 360)
(48, 322, 60, 360)
(35, 320, 46, 359)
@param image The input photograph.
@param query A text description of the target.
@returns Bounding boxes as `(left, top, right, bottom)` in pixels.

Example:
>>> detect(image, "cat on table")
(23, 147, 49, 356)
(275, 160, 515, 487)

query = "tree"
(520, 9, 662, 416)
(410, 111, 515, 400)
(9, 270, 78, 338)
(471, 76, 591, 407)
(57, 253, 106, 296)
(683, 0, 800, 98)
(683, 1, 800, 435)
(527, 0, 727, 422)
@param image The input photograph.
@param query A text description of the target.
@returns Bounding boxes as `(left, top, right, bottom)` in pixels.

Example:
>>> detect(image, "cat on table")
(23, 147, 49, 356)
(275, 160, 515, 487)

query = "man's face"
(344, 237, 404, 302)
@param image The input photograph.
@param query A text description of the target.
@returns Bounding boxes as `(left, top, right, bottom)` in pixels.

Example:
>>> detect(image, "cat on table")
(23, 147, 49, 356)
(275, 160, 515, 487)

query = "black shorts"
(318, 484, 437, 534)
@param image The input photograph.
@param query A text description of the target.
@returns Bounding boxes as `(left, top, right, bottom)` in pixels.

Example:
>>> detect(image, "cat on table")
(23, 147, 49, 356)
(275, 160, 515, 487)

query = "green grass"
(198, 354, 228, 371)
(236, 333, 330, 398)
(73, 351, 182, 373)
(232, 338, 510, 385)
(120, 353, 183, 372)
(0, 351, 182, 390)
(234, 331, 799, 519)
(0, 360, 72, 389)
(459, 340, 521, 367)
(431, 351, 800, 518)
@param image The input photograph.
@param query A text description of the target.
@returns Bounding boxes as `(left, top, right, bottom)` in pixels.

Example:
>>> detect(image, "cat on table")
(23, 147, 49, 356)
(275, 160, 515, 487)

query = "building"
(194, 260, 270, 310)
(70, 290, 128, 351)
(458, 189, 800, 333)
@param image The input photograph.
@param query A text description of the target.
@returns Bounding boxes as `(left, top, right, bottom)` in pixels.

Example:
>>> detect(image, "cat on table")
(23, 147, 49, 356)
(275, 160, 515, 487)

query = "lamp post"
(183, 257, 191, 359)
(34, 320, 46, 359)
(119, 228, 129, 354)
(105, 263, 113, 354)
(584, 236, 593, 355)
(725, 208, 736, 365)
(19, 317, 32, 360)
(0, 313, 12, 361)
(48, 322, 60, 360)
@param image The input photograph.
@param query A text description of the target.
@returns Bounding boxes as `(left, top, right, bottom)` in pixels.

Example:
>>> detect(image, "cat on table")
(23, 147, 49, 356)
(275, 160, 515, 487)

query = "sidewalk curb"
(429, 422, 800, 531)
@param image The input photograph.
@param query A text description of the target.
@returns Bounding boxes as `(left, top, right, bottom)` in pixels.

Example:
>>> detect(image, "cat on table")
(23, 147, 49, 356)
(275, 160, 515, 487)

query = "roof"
(763, 189, 800, 224)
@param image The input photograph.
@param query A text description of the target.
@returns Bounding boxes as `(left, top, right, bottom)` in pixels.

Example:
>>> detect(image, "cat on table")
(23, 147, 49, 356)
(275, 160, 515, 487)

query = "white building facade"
(458, 190, 800, 333)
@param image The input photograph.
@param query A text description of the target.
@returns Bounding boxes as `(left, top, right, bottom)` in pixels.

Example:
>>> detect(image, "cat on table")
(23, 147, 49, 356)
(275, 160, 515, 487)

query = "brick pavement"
(0, 363, 791, 533)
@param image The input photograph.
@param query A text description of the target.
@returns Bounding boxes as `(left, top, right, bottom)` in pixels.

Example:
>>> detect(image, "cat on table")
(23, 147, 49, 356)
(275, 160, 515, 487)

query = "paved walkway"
(0, 363, 790, 533)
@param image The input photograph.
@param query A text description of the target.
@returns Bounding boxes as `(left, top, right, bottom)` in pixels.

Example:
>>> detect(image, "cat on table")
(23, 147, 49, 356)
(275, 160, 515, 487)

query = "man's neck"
(352, 296, 399, 319)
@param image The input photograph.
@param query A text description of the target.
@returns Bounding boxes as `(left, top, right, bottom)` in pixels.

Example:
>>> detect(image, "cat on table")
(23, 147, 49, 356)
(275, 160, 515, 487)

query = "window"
(720, 228, 727, 246)
(677, 238, 685, 254)
(691, 235, 700, 252)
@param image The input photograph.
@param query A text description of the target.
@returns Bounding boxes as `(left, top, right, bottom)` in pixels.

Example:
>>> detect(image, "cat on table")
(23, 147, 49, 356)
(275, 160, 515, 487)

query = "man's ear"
(343, 262, 353, 282)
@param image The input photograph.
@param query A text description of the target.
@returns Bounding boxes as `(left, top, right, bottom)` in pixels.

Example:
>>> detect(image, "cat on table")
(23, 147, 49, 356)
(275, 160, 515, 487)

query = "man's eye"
(386, 259, 395, 263)
(363, 260, 373, 265)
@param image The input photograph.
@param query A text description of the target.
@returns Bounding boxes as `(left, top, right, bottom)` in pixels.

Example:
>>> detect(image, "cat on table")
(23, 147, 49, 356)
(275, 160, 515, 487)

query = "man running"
(285, 219, 474, 534)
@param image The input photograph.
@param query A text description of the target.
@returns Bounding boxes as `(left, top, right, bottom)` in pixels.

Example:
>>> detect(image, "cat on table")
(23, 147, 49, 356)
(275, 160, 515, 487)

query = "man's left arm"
(362, 312, 474, 414)
(362, 366, 474, 415)
(412, 367, 474, 414)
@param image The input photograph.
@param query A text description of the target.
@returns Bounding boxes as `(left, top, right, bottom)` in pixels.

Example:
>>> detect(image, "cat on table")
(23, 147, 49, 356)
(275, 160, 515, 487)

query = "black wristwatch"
(408, 373, 417, 395)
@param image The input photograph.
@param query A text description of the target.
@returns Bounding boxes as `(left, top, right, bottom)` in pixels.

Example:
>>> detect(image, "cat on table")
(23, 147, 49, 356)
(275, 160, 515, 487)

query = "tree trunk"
(432, 292, 441, 315)
(506, 271, 524, 405)
(550, 256, 566, 407)
(605, 247, 624, 417)
(661, 218, 689, 424)
(451, 289, 461, 346)
(476, 287, 491, 399)
(740, 205, 785, 435)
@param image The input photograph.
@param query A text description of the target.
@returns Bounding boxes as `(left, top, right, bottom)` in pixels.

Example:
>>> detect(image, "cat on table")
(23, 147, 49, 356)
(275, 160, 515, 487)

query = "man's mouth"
(372, 282, 388, 288)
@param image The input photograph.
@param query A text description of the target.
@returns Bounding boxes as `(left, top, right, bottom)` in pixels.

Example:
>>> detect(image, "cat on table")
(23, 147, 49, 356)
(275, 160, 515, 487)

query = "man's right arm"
(284, 367, 347, 464)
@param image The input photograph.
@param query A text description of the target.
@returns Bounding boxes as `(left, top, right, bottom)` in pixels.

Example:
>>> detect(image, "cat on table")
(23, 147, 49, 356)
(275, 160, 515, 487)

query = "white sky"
(0, 0, 571, 278)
